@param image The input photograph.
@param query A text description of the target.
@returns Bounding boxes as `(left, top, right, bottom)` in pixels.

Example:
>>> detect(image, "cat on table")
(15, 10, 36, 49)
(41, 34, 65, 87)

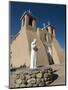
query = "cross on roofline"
(27, 9, 31, 14)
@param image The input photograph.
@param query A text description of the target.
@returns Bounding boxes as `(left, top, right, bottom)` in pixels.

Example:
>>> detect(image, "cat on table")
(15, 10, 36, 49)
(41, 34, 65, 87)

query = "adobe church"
(10, 10, 65, 68)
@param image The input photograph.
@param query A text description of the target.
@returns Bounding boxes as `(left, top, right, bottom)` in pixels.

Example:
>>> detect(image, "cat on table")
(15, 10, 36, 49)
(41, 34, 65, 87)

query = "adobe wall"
(37, 28, 47, 43)
(52, 39, 65, 64)
(10, 28, 30, 68)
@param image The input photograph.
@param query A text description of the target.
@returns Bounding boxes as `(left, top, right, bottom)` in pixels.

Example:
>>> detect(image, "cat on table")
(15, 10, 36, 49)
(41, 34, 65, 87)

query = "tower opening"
(29, 17, 33, 26)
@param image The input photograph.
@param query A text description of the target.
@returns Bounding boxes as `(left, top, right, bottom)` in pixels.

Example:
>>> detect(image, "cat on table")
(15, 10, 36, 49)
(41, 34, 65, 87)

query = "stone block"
(25, 74, 31, 80)
(20, 74, 25, 80)
(27, 78, 36, 84)
(15, 78, 22, 85)
(36, 72, 42, 78)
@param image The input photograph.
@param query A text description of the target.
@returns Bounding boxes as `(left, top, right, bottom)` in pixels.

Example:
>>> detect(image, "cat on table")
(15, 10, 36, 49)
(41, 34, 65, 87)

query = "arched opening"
(29, 17, 33, 26)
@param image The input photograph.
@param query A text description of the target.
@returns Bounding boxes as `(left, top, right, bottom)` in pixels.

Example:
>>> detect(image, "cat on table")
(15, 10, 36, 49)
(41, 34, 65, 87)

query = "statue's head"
(31, 38, 37, 45)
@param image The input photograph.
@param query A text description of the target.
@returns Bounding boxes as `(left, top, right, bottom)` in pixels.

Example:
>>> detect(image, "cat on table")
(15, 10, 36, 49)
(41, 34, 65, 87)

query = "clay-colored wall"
(10, 26, 65, 68)
(37, 28, 47, 43)
(10, 28, 30, 68)
(52, 39, 65, 64)
(51, 42, 60, 64)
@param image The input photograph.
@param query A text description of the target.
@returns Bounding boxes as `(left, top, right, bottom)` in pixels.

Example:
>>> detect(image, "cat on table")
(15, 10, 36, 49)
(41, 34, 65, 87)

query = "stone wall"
(10, 67, 56, 88)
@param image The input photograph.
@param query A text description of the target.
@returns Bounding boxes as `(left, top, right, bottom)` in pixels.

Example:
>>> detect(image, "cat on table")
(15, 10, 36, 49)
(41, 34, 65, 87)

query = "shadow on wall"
(47, 74, 58, 85)
(47, 53, 54, 65)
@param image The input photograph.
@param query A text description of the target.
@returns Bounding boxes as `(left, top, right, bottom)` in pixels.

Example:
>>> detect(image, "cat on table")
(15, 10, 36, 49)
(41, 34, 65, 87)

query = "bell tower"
(20, 10, 36, 30)
(45, 22, 56, 43)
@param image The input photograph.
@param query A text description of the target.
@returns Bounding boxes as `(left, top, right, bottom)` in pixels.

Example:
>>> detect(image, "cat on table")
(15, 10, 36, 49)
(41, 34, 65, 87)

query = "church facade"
(10, 10, 65, 68)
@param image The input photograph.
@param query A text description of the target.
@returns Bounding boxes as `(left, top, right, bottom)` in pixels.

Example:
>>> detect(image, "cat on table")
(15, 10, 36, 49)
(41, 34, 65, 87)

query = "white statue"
(30, 39, 38, 69)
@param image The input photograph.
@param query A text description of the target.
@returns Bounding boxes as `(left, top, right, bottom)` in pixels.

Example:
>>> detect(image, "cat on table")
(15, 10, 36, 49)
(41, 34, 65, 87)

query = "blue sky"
(9, 1, 66, 49)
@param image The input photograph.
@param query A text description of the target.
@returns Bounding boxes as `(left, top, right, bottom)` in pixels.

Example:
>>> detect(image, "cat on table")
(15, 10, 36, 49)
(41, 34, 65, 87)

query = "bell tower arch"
(20, 10, 36, 30)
